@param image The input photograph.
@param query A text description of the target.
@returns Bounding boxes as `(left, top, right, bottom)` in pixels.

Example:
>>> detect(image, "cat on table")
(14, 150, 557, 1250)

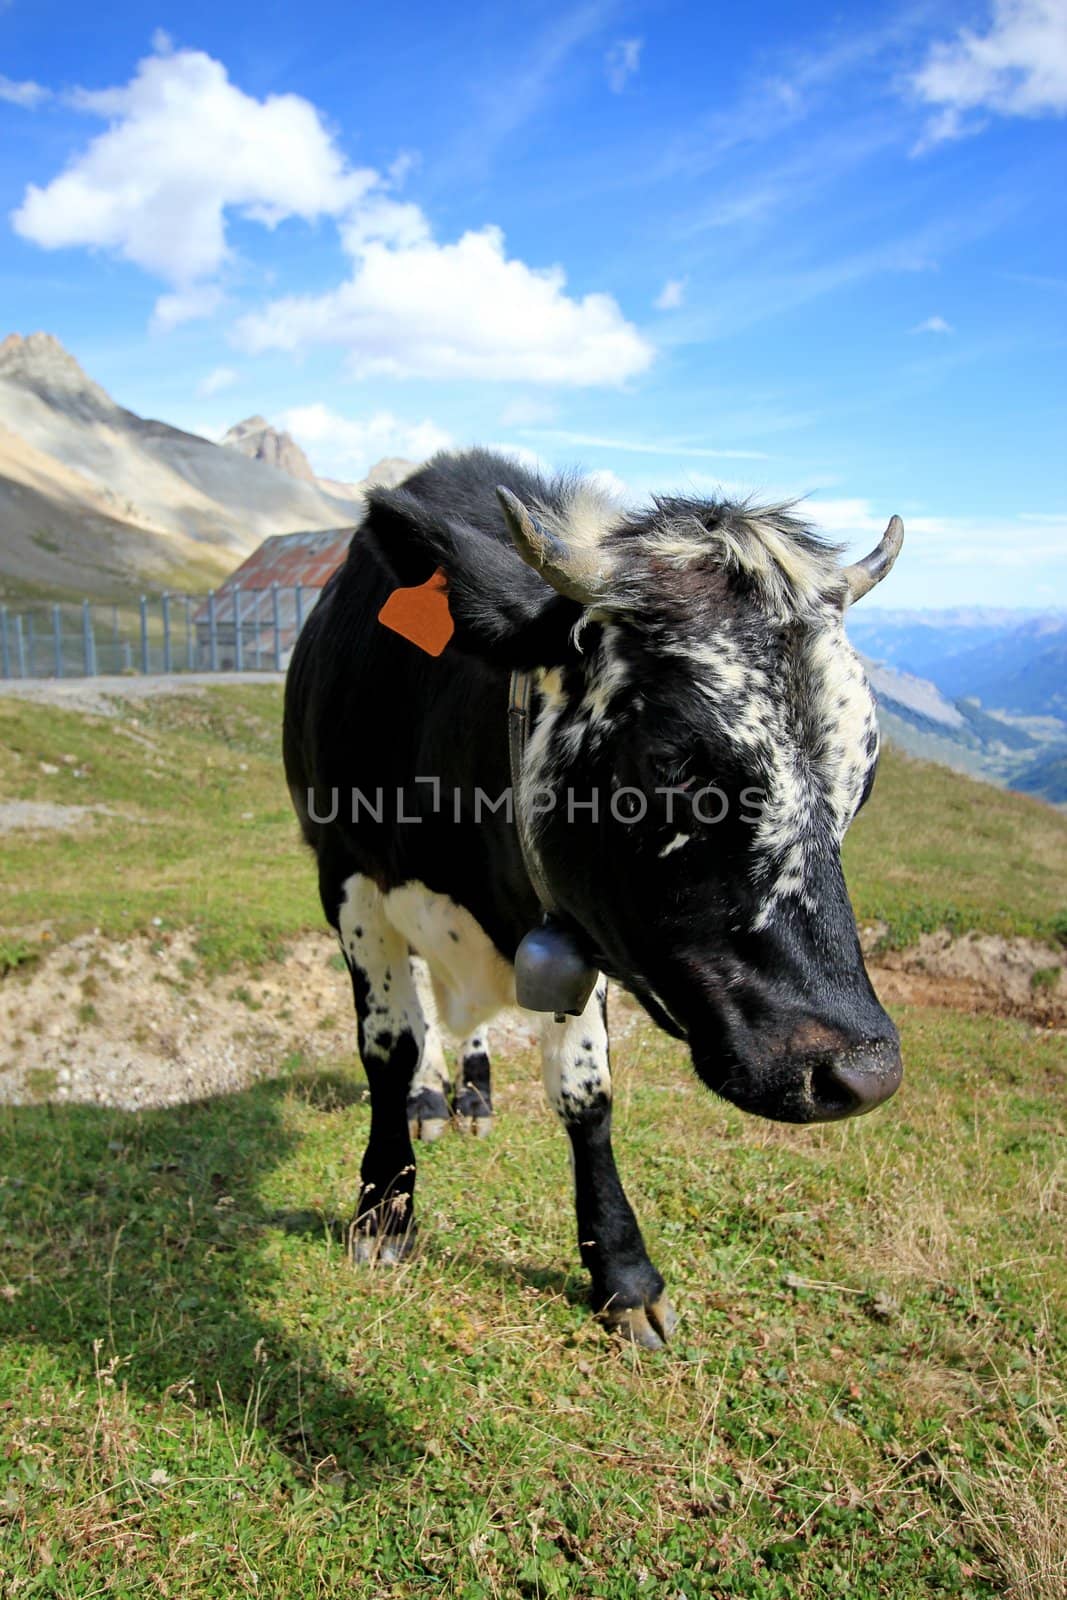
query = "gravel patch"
(0, 671, 283, 718)
(0, 800, 121, 834)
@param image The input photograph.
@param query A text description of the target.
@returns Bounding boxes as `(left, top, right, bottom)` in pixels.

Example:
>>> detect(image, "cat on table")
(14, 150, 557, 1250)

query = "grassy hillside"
(0, 684, 1064, 967)
(2, 1006, 1064, 1597)
(844, 743, 1067, 947)
(1, 683, 1065, 1597)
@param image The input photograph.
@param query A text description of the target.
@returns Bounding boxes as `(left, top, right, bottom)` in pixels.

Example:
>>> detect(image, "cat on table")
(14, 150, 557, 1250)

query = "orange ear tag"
(377, 567, 455, 657)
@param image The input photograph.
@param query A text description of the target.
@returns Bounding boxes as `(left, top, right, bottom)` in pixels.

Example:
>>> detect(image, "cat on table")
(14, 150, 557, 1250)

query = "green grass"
(1, 1006, 1065, 1598)
(844, 745, 1067, 948)
(0, 686, 317, 972)
(1, 684, 1065, 969)
(2, 682, 1066, 1595)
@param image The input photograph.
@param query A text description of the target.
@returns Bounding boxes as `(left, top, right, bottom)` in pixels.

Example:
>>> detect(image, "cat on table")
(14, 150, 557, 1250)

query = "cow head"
(497, 483, 904, 1125)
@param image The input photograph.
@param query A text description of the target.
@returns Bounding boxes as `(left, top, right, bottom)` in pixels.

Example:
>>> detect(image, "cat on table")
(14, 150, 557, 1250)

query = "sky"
(1, 0, 1065, 608)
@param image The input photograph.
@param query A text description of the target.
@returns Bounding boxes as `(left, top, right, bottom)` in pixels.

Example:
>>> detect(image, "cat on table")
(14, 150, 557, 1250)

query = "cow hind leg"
(540, 981, 675, 1349)
(406, 958, 451, 1142)
(454, 1026, 493, 1136)
(336, 874, 426, 1262)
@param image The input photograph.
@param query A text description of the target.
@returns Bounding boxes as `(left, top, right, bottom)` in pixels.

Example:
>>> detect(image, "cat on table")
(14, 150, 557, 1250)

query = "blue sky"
(1, 0, 1065, 606)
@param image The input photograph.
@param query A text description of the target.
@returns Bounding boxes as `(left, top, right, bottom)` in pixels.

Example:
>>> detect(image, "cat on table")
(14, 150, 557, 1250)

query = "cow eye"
(652, 756, 698, 791)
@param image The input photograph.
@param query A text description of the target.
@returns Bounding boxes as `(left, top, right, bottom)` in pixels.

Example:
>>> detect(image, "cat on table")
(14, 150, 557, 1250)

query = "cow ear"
(362, 489, 441, 589)
(480, 592, 584, 669)
(364, 485, 585, 668)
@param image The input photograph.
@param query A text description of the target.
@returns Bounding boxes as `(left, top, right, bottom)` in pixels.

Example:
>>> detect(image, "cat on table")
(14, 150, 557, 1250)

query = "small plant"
(230, 984, 262, 1011)
(0, 939, 40, 978)
(1030, 965, 1061, 994)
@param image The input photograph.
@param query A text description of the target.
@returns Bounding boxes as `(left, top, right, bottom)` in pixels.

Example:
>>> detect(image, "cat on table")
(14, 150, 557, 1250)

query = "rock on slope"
(220, 416, 318, 484)
(0, 333, 370, 601)
(219, 414, 416, 501)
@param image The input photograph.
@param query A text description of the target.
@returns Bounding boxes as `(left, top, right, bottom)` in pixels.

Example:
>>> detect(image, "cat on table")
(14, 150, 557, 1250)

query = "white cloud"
(0, 74, 50, 108)
(606, 38, 643, 93)
(585, 467, 635, 503)
(911, 314, 954, 334)
(277, 403, 452, 481)
(236, 225, 654, 386)
(12, 40, 651, 386)
(523, 428, 768, 460)
(807, 497, 1067, 569)
(197, 365, 239, 397)
(153, 284, 226, 332)
(499, 396, 558, 428)
(486, 442, 555, 476)
(911, 0, 1067, 149)
(486, 448, 635, 503)
(655, 277, 686, 310)
(12, 43, 373, 323)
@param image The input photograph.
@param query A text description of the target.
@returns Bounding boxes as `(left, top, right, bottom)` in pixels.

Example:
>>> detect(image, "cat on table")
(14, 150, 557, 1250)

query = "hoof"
(454, 1112, 493, 1138)
(407, 1087, 449, 1143)
(349, 1226, 416, 1266)
(454, 1084, 492, 1136)
(409, 1115, 448, 1143)
(601, 1293, 677, 1351)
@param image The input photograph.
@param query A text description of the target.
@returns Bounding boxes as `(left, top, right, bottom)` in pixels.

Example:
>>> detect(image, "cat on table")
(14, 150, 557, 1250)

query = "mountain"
(847, 607, 1067, 721)
(0, 333, 373, 602)
(931, 615, 1067, 718)
(220, 416, 318, 484)
(862, 655, 1066, 807)
(218, 416, 416, 501)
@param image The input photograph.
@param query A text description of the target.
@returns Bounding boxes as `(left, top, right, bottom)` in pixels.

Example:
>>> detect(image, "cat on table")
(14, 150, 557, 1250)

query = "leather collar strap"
(508, 669, 559, 916)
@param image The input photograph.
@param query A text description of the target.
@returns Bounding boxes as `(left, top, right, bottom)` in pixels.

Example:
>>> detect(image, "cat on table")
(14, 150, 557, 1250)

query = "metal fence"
(0, 584, 323, 680)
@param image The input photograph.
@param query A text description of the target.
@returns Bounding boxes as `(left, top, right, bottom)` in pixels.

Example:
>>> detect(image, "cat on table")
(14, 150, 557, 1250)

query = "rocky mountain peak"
(362, 457, 417, 490)
(0, 331, 117, 418)
(220, 415, 316, 484)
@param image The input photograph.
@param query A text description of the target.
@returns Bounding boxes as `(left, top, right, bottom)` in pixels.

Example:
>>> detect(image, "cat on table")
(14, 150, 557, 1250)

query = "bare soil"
(0, 928, 538, 1110)
(861, 923, 1066, 1027)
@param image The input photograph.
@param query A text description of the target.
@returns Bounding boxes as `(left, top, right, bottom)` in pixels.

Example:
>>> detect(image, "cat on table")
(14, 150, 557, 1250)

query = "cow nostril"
(823, 1041, 903, 1116)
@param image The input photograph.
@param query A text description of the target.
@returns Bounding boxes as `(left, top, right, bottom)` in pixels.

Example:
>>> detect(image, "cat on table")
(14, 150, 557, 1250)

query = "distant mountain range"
(1, 331, 1062, 804)
(848, 609, 1067, 806)
(0, 333, 410, 603)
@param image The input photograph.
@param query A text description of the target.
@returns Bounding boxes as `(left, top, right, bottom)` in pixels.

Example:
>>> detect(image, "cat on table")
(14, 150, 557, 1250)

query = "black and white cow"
(283, 448, 904, 1347)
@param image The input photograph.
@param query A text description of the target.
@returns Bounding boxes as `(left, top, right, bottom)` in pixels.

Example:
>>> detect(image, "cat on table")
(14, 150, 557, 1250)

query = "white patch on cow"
(645, 504, 845, 621)
(584, 624, 629, 726)
(805, 616, 878, 837)
(533, 480, 620, 593)
(409, 956, 452, 1099)
(337, 871, 427, 1053)
(659, 831, 690, 857)
(746, 607, 878, 929)
(539, 977, 610, 1123)
(383, 882, 515, 1038)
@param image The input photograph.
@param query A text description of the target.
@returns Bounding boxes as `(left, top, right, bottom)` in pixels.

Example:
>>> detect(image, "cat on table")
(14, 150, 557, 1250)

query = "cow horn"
(842, 515, 904, 606)
(496, 486, 599, 604)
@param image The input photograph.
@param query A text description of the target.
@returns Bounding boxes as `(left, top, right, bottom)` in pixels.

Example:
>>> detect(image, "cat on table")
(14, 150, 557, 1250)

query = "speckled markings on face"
(745, 608, 879, 929)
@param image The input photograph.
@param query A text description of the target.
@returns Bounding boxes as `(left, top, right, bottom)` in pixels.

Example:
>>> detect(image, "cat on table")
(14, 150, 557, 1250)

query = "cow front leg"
(338, 875, 424, 1262)
(453, 1026, 493, 1135)
(540, 981, 676, 1349)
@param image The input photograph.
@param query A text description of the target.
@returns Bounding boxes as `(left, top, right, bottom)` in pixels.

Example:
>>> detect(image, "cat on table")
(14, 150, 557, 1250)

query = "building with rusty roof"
(194, 527, 355, 670)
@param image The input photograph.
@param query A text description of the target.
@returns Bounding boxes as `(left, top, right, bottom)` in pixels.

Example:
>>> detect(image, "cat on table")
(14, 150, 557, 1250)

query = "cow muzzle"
(796, 1034, 903, 1122)
(696, 1023, 903, 1125)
